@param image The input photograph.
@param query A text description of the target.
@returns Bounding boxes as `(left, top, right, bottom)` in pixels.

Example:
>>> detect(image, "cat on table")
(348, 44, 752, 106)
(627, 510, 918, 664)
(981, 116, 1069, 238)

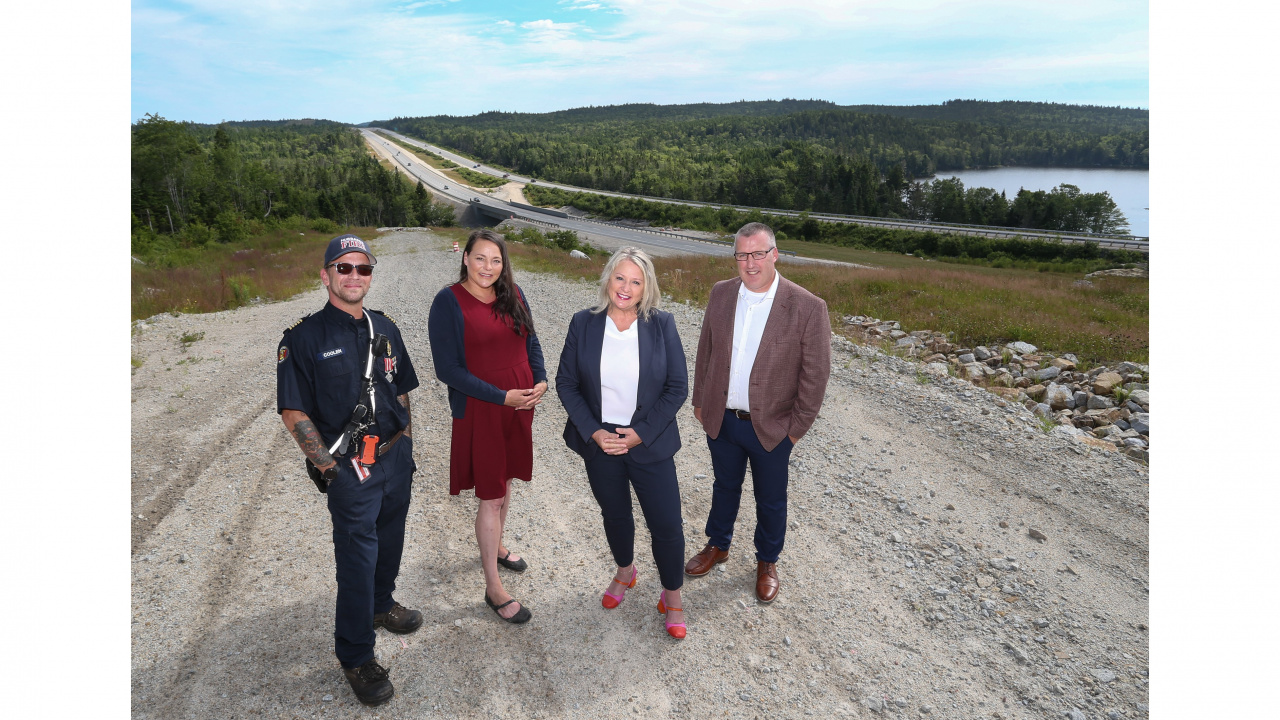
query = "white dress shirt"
(600, 314, 640, 425)
(726, 271, 780, 412)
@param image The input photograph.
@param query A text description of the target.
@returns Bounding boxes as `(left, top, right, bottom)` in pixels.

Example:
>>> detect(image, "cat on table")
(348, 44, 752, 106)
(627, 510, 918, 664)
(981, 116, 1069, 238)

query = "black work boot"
(342, 659, 394, 706)
(373, 602, 423, 634)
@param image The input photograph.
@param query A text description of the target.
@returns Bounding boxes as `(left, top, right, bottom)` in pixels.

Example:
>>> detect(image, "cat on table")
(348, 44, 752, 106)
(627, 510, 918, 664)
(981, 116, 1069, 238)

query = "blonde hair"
(593, 247, 661, 320)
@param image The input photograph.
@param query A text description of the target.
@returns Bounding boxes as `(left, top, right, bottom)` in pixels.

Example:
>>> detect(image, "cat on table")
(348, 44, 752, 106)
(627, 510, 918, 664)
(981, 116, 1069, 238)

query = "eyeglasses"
(733, 248, 775, 262)
(327, 262, 374, 276)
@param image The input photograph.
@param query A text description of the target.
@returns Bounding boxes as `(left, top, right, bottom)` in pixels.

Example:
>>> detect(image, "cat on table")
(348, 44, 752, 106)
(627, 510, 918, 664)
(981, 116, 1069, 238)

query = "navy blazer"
(427, 283, 547, 420)
(556, 308, 688, 464)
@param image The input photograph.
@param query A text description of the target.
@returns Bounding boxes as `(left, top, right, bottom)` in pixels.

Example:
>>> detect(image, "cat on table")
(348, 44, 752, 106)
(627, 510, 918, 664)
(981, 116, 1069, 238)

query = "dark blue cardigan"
(427, 284, 547, 420)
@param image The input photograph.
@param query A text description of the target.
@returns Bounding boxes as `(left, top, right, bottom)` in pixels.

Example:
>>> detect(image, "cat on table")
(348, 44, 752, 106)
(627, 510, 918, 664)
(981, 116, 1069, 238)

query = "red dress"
(448, 283, 535, 500)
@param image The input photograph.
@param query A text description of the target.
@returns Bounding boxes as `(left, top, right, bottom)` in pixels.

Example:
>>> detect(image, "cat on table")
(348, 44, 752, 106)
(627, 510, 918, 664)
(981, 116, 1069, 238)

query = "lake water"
(931, 167, 1149, 237)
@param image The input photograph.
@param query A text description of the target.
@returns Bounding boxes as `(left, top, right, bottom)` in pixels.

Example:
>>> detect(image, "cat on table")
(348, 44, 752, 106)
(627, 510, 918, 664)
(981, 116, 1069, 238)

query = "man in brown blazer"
(685, 222, 831, 602)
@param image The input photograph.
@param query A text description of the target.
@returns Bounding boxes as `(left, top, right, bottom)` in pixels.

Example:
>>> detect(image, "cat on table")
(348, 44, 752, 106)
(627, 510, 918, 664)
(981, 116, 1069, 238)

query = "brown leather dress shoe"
(756, 562, 779, 603)
(684, 544, 729, 576)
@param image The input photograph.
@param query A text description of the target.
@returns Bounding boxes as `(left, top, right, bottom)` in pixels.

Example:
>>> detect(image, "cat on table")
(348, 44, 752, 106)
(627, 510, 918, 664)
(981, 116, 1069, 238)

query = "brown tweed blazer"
(691, 275, 832, 451)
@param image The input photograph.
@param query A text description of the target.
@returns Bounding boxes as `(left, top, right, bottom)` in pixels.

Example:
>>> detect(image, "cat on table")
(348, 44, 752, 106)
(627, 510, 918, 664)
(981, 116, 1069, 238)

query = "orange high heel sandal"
(601, 566, 638, 609)
(657, 590, 687, 639)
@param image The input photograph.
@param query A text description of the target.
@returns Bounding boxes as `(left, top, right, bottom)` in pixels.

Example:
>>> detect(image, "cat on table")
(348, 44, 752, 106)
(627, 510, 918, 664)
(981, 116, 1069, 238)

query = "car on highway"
(443, 185, 449, 190)
(474, 164, 480, 168)
(502, 173, 509, 178)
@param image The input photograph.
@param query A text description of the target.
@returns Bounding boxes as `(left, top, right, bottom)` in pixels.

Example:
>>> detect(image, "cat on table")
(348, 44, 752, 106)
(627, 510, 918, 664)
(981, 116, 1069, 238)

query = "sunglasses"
(327, 262, 374, 276)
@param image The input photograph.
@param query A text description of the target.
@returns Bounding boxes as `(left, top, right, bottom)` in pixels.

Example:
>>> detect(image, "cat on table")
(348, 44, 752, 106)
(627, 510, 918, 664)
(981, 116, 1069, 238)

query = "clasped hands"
(504, 382, 548, 411)
(592, 427, 642, 455)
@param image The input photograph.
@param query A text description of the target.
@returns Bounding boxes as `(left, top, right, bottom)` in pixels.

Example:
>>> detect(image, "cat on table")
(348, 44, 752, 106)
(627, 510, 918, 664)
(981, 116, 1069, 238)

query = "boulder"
(1086, 394, 1114, 410)
(1032, 403, 1053, 418)
(1091, 372, 1124, 395)
(1125, 400, 1145, 413)
(1072, 391, 1088, 407)
(961, 362, 993, 381)
(922, 353, 946, 363)
(1007, 341, 1037, 355)
(992, 373, 1015, 388)
(1123, 437, 1148, 448)
(1129, 413, 1150, 435)
(896, 337, 921, 348)
(1050, 357, 1076, 371)
(1093, 425, 1122, 438)
(1014, 377, 1032, 389)
(1034, 366, 1061, 382)
(957, 353, 976, 364)
(1045, 383, 1074, 410)
(1129, 389, 1150, 407)
(974, 346, 994, 361)
(1025, 384, 1047, 402)
(1116, 361, 1141, 374)
(1078, 436, 1118, 452)
(923, 363, 950, 377)
(984, 356, 1002, 368)
(1125, 447, 1149, 462)
(988, 387, 1023, 401)
(569, 249, 589, 259)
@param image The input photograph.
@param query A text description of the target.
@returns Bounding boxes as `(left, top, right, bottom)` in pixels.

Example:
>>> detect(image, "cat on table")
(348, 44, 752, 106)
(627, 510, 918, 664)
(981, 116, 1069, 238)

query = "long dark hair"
(458, 229, 535, 337)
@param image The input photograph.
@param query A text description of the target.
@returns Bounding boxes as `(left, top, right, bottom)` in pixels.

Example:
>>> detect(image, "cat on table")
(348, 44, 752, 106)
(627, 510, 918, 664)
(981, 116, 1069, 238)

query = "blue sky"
(131, 0, 1148, 123)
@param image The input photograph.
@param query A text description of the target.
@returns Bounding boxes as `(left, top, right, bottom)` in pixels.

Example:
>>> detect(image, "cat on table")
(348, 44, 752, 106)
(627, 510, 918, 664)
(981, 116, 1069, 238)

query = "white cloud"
(132, 0, 1148, 122)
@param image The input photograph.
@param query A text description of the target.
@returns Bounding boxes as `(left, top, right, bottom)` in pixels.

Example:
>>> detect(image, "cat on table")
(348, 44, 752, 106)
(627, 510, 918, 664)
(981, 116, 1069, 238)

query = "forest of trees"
(525, 184, 1145, 271)
(130, 115, 454, 254)
(374, 99, 1144, 232)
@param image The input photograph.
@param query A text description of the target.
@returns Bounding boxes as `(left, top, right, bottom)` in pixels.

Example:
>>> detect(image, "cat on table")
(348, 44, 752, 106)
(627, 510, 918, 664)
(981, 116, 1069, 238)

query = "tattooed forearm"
(397, 394, 411, 438)
(290, 418, 335, 468)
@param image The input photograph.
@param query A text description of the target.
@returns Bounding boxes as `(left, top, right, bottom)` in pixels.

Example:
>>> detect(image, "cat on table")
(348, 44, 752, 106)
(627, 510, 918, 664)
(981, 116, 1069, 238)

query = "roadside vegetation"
(525, 185, 1144, 274)
(501, 241, 1147, 365)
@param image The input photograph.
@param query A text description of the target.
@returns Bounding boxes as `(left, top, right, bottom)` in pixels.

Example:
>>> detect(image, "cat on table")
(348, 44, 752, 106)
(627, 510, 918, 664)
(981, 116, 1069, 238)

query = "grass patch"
(502, 242, 1147, 365)
(131, 225, 380, 320)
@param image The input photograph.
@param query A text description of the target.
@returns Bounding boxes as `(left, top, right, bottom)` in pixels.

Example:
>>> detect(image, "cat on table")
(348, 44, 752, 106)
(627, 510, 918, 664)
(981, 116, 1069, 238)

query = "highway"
(361, 128, 745, 258)
(367, 127, 1149, 254)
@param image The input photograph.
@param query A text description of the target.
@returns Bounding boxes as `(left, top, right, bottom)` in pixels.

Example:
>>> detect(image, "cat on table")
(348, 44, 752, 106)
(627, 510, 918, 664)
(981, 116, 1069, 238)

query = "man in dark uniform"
(277, 234, 422, 706)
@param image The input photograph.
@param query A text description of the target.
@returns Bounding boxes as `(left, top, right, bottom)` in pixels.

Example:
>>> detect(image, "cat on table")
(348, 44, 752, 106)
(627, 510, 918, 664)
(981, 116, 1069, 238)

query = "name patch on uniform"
(317, 348, 345, 361)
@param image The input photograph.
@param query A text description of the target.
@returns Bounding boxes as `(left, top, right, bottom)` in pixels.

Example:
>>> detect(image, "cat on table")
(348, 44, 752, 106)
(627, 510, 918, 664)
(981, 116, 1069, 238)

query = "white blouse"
(600, 314, 640, 425)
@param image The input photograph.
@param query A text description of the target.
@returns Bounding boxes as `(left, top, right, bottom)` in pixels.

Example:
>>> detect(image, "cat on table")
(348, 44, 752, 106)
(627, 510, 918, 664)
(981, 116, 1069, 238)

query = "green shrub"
(181, 221, 216, 246)
(310, 217, 340, 233)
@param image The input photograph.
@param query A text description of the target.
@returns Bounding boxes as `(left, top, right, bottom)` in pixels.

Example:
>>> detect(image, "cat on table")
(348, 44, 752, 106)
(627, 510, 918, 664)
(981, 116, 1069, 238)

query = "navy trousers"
(325, 435, 416, 669)
(583, 424, 686, 591)
(704, 411, 794, 563)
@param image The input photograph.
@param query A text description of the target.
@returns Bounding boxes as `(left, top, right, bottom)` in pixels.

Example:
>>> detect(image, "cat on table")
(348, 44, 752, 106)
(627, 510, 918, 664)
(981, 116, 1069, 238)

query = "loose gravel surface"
(131, 230, 1150, 720)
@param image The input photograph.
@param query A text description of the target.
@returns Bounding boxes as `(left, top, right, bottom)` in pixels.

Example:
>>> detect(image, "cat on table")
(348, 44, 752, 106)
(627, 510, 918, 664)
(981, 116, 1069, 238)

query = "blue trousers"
(704, 411, 794, 563)
(583, 427, 685, 591)
(325, 436, 416, 669)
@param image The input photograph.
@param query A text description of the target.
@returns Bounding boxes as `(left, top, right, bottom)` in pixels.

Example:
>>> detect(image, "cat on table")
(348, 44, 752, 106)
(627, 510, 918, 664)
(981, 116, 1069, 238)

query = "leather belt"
(732, 409, 752, 420)
(377, 429, 407, 457)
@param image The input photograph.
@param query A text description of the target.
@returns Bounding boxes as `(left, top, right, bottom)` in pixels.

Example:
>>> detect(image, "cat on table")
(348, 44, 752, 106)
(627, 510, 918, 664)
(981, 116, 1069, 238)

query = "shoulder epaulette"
(282, 313, 311, 335)
(369, 309, 398, 326)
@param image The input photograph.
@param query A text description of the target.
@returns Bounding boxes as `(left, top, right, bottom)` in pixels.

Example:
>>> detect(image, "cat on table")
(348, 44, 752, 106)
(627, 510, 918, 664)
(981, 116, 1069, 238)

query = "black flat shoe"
(484, 593, 532, 624)
(497, 550, 528, 573)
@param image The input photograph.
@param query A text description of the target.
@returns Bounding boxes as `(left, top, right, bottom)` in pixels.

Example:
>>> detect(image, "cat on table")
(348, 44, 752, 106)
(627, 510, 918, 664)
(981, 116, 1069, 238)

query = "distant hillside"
(842, 99, 1148, 135)
(190, 118, 351, 129)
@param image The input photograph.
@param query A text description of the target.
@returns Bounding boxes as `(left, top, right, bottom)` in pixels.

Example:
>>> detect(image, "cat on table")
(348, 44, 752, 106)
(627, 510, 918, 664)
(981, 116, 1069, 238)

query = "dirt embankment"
(131, 230, 1148, 720)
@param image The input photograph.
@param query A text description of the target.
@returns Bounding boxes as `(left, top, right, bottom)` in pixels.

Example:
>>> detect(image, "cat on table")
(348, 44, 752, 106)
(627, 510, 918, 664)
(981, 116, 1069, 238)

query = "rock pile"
(844, 316, 1150, 462)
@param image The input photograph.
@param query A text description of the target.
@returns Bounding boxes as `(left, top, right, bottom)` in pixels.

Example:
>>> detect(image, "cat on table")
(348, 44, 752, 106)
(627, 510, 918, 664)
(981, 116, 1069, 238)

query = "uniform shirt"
(277, 302, 419, 449)
(599, 314, 640, 425)
(726, 270, 780, 412)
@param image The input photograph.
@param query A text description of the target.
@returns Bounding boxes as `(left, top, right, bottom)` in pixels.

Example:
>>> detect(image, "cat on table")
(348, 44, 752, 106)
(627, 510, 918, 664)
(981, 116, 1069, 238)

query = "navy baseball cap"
(324, 234, 377, 266)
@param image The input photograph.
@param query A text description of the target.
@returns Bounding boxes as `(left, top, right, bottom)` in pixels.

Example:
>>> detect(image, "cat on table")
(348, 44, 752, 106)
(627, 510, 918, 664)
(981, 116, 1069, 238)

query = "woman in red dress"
(428, 229, 547, 623)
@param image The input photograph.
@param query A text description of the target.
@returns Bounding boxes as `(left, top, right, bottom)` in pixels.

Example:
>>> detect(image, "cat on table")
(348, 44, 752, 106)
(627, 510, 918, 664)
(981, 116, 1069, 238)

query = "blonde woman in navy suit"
(556, 247, 690, 639)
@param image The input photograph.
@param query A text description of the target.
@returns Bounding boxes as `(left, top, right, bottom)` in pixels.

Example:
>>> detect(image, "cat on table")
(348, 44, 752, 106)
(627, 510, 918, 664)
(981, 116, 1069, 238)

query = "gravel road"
(131, 230, 1149, 719)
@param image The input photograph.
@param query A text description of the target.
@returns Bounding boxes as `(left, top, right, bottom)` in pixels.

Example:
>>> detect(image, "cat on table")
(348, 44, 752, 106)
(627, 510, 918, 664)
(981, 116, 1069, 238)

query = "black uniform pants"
(325, 436, 415, 669)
